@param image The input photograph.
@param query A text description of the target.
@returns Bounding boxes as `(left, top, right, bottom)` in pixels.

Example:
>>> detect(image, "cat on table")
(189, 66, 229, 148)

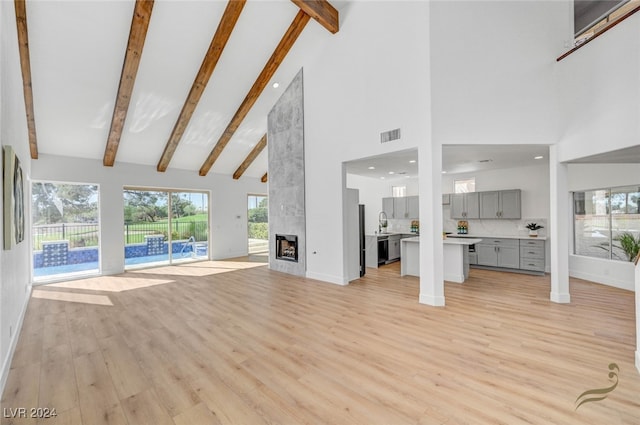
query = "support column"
(419, 141, 445, 306)
(549, 145, 570, 303)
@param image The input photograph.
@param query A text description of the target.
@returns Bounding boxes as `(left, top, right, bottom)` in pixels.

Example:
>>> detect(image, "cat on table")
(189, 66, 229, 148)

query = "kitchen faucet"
(378, 211, 388, 233)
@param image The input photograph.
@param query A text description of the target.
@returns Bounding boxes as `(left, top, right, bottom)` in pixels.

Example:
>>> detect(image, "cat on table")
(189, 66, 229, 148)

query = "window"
(248, 195, 268, 256)
(574, 0, 638, 44)
(32, 181, 100, 281)
(574, 185, 640, 261)
(392, 186, 406, 197)
(454, 178, 475, 194)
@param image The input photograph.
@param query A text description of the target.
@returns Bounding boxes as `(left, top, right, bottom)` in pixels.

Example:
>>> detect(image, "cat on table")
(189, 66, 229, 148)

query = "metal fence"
(33, 221, 209, 250)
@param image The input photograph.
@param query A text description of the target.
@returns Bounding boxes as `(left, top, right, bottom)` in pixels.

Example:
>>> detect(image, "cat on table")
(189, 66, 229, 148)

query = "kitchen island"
(400, 237, 483, 282)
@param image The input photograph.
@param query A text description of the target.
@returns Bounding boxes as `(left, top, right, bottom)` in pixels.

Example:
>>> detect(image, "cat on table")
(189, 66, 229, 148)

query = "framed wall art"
(3, 145, 25, 250)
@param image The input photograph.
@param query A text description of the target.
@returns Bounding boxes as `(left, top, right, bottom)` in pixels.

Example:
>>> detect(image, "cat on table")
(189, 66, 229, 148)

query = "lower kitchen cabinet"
(475, 238, 519, 269)
(519, 239, 545, 272)
(388, 235, 401, 261)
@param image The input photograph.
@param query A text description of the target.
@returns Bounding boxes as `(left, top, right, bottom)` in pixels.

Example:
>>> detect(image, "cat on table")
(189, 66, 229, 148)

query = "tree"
(170, 194, 197, 218)
(124, 190, 166, 222)
(32, 183, 97, 224)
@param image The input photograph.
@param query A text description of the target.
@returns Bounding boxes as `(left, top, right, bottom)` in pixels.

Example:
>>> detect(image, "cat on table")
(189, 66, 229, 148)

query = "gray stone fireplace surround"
(268, 68, 306, 276)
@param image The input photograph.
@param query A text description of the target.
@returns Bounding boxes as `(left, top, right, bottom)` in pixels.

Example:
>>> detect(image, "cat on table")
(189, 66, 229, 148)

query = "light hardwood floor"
(2, 259, 639, 424)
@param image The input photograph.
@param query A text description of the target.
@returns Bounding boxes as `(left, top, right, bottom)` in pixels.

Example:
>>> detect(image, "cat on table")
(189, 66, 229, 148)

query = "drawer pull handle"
(528, 263, 536, 266)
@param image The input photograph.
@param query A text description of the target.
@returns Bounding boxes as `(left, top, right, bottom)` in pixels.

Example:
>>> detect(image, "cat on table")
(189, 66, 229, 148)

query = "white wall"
(31, 155, 266, 273)
(346, 173, 419, 235)
(567, 163, 640, 290)
(303, 1, 430, 284)
(441, 163, 551, 235)
(1, 0, 34, 393)
(430, 0, 568, 145)
(557, 13, 640, 162)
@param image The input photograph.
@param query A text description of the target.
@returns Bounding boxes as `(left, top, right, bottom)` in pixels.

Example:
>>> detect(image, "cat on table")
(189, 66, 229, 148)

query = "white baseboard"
(0, 287, 31, 396)
(569, 269, 634, 291)
(305, 271, 348, 286)
(419, 293, 445, 307)
(444, 272, 464, 284)
(550, 291, 571, 303)
(636, 351, 640, 375)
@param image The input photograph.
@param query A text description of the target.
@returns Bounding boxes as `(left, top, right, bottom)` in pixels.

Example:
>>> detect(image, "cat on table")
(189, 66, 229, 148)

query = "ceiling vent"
(380, 128, 401, 144)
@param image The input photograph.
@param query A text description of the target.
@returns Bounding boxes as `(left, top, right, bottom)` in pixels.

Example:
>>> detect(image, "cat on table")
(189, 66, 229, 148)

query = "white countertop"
(401, 237, 483, 245)
(447, 234, 547, 241)
(366, 232, 418, 238)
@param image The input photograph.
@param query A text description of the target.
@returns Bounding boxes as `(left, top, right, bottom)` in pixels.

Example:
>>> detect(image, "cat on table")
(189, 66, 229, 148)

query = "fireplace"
(275, 234, 298, 262)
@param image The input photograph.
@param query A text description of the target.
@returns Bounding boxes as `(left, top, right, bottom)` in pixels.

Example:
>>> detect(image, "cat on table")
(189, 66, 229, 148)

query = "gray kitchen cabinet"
(475, 238, 519, 269)
(520, 239, 545, 273)
(407, 196, 419, 219)
(388, 235, 401, 260)
(450, 192, 479, 219)
(393, 197, 407, 219)
(382, 197, 394, 219)
(442, 194, 451, 205)
(479, 189, 521, 219)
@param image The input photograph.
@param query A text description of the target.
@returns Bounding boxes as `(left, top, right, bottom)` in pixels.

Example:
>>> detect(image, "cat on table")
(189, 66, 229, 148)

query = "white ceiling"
(26, 0, 342, 178)
(345, 145, 550, 179)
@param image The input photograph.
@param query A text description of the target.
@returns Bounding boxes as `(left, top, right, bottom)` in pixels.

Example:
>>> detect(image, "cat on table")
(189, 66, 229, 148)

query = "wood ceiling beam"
(157, 0, 246, 172)
(199, 10, 311, 176)
(261, 173, 268, 183)
(14, 0, 38, 159)
(233, 134, 267, 179)
(103, 0, 154, 167)
(290, 0, 339, 34)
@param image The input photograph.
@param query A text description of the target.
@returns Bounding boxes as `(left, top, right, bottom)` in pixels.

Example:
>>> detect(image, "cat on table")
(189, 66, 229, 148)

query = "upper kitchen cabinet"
(479, 189, 521, 219)
(407, 196, 419, 218)
(382, 196, 419, 219)
(382, 197, 394, 218)
(450, 192, 479, 219)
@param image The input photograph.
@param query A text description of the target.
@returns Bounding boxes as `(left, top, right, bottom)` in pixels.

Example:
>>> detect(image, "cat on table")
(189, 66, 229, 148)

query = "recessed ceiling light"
(534, 155, 544, 160)
(380, 177, 385, 180)
(368, 166, 375, 170)
(388, 171, 395, 175)
(442, 171, 447, 174)
(409, 160, 416, 163)
(272, 82, 280, 88)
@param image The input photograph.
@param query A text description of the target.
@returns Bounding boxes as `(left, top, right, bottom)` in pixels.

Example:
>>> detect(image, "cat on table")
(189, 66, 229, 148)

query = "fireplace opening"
(275, 234, 298, 262)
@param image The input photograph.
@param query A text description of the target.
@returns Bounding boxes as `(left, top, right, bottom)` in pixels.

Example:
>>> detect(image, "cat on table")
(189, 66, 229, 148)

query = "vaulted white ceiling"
(24, 0, 341, 178)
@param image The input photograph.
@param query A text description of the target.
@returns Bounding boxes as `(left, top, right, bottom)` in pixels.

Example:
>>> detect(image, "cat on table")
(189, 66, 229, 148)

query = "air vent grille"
(380, 128, 401, 144)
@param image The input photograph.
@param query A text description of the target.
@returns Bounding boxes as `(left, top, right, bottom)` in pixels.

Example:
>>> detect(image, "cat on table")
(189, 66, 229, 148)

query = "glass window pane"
(611, 186, 640, 261)
(574, 189, 611, 259)
(454, 178, 475, 193)
(32, 182, 100, 281)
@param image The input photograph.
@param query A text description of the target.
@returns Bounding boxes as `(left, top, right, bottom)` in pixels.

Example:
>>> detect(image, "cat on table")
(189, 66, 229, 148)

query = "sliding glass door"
(124, 188, 209, 269)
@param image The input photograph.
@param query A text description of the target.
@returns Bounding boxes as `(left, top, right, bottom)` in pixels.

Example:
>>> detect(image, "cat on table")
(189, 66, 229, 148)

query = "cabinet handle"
(528, 251, 535, 254)
(528, 263, 536, 266)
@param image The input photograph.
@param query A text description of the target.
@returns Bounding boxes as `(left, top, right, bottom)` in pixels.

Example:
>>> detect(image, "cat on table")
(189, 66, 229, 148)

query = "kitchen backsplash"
(386, 219, 419, 233)
(443, 209, 547, 237)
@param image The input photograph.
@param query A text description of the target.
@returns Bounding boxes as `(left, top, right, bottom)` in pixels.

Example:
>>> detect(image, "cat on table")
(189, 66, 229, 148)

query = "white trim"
(444, 272, 465, 283)
(0, 287, 31, 395)
(419, 293, 445, 307)
(569, 269, 634, 291)
(636, 350, 640, 375)
(305, 271, 348, 286)
(550, 291, 571, 303)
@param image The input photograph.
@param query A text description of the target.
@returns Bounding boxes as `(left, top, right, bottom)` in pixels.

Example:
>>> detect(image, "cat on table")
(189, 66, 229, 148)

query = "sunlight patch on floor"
(129, 260, 267, 277)
(48, 275, 175, 292)
(32, 289, 113, 306)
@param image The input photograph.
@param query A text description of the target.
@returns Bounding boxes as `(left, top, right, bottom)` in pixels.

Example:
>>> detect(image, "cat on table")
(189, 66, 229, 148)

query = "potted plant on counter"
(526, 223, 543, 237)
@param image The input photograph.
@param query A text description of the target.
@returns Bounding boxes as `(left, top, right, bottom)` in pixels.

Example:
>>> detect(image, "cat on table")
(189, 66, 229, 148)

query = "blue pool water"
(34, 252, 208, 279)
